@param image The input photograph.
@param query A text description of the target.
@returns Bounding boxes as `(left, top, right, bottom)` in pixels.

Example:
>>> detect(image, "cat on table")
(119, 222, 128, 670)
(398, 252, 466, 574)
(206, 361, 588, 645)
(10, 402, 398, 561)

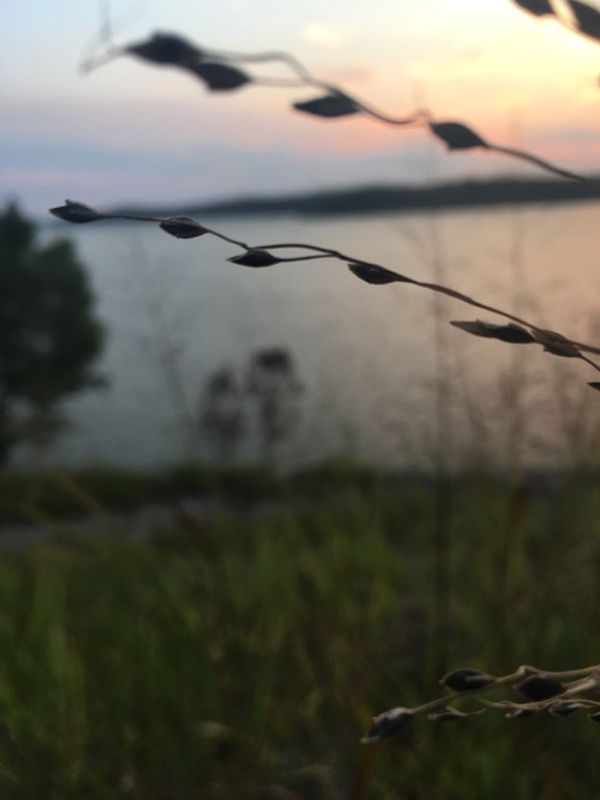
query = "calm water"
(37, 201, 600, 471)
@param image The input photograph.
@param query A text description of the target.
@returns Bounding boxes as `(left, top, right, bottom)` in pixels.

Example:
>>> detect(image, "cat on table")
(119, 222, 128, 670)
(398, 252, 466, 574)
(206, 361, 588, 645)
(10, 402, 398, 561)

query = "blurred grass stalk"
(428, 215, 453, 678)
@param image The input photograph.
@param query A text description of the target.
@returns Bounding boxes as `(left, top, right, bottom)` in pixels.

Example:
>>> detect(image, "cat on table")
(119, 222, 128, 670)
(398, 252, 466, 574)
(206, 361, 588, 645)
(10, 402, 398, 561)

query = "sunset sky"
(2, 0, 599, 214)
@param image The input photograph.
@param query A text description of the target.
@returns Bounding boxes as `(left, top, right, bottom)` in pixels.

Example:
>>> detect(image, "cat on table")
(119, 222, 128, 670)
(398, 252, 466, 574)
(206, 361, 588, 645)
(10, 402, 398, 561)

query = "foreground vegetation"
(1, 465, 600, 798)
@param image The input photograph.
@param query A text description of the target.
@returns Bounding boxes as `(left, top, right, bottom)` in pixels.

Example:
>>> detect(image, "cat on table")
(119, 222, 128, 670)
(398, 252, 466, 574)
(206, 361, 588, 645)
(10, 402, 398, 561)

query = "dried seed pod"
(549, 701, 584, 717)
(229, 250, 281, 268)
(450, 320, 535, 344)
(532, 329, 581, 358)
(159, 217, 208, 239)
(347, 261, 411, 285)
(429, 121, 488, 150)
(517, 674, 565, 701)
(512, 0, 555, 16)
(361, 707, 413, 743)
(49, 200, 101, 224)
(293, 92, 360, 119)
(190, 62, 251, 91)
(440, 668, 496, 692)
(126, 32, 202, 66)
(568, 0, 600, 41)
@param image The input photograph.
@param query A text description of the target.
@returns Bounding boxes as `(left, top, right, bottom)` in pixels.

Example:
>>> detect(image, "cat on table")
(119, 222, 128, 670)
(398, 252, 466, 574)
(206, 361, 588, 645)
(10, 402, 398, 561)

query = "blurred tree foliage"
(245, 347, 303, 464)
(0, 202, 104, 465)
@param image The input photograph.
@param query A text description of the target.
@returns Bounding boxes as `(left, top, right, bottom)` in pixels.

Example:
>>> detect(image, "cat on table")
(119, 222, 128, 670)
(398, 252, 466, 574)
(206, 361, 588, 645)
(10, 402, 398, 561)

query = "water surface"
(38, 201, 600, 470)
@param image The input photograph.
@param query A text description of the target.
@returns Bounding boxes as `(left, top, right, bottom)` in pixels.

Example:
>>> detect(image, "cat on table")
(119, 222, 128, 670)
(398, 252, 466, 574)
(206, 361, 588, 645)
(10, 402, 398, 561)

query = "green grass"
(1, 471, 600, 798)
(0, 462, 288, 522)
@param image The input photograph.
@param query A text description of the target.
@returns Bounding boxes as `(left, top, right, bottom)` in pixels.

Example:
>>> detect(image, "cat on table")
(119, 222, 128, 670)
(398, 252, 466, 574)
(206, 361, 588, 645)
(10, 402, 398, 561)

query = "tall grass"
(31, 2, 600, 794)
(2, 474, 600, 798)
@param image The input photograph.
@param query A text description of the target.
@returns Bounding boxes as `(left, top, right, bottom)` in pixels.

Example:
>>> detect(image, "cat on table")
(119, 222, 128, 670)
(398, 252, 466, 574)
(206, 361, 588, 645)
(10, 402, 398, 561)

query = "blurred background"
(1, 2, 600, 798)
(2, 0, 600, 470)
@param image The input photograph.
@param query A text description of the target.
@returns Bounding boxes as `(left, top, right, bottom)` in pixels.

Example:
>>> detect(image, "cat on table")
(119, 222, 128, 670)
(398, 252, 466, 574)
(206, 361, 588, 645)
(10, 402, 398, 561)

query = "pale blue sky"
(2, 1, 598, 213)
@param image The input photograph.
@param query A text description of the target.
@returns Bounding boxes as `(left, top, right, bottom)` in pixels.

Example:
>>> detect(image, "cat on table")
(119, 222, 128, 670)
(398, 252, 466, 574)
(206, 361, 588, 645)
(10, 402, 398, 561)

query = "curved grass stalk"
(49, 202, 600, 381)
(363, 663, 600, 743)
(79, 30, 598, 190)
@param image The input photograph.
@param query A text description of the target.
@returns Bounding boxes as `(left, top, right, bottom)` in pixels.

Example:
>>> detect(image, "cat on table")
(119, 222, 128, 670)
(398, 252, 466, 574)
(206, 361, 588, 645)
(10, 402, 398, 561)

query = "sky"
(1, 0, 599, 214)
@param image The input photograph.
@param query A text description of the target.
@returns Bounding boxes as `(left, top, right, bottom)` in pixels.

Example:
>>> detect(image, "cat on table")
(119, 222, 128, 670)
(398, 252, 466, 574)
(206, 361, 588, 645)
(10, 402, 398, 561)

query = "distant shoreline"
(107, 176, 599, 220)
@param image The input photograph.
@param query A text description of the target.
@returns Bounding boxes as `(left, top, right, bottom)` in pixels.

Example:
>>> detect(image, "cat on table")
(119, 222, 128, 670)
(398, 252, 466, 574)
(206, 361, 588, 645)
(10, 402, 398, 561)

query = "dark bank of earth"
(112, 176, 600, 220)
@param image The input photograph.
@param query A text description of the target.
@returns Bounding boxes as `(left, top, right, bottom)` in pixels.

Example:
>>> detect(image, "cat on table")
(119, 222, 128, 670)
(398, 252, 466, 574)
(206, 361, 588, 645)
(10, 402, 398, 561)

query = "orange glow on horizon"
(3, 0, 599, 211)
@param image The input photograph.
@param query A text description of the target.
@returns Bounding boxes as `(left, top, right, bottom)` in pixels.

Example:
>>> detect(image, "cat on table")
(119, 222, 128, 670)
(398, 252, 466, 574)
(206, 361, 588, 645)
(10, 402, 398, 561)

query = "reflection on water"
(38, 201, 600, 470)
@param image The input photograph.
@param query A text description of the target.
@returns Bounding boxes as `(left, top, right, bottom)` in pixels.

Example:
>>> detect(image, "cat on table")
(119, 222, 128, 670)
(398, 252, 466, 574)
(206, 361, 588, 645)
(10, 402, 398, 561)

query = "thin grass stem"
(50, 204, 600, 382)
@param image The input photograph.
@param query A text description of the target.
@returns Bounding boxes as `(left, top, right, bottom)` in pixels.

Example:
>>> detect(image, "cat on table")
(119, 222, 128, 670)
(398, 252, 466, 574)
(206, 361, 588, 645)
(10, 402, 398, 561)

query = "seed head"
(429, 121, 488, 150)
(49, 200, 101, 224)
(293, 92, 359, 119)
(517, 675, 564, 701)
(549, 701, 584, 717)
(190, 62, 251, 91)
(229, 250, 281, 268)
(362, 707, 413, 743)
(160, 217, 208, 239)
(440, 668, 496, 692)
(348, 261, 410, 285)
(126, 32, 202, 67)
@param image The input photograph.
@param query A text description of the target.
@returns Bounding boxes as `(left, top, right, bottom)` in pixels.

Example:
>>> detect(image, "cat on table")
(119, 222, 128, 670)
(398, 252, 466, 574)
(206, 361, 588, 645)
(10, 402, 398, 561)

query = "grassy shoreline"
(1, 464, 600, 797)
(0, 459, 591, 525)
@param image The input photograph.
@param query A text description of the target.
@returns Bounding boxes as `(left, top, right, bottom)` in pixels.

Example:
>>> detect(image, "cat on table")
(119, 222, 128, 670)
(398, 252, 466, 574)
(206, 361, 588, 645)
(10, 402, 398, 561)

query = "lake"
(37, 200, 600, 471)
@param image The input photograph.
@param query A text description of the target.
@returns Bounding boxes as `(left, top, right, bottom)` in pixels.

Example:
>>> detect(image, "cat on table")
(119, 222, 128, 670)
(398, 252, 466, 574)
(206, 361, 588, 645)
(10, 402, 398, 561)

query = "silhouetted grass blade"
(430, 121, 488, 150)
(512, 0, 555, 16)
(567, 0, 600, 40)
(126, 32, 202, 66)
(450, 320, 535, 344)
(190, 62, 251, 91)
(348, 262, 411, 284)
(293, 92, 360, 118)
(229, 249, 281, 267)
(49, 200, 101, 224)
(160, 217, 208, 239)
